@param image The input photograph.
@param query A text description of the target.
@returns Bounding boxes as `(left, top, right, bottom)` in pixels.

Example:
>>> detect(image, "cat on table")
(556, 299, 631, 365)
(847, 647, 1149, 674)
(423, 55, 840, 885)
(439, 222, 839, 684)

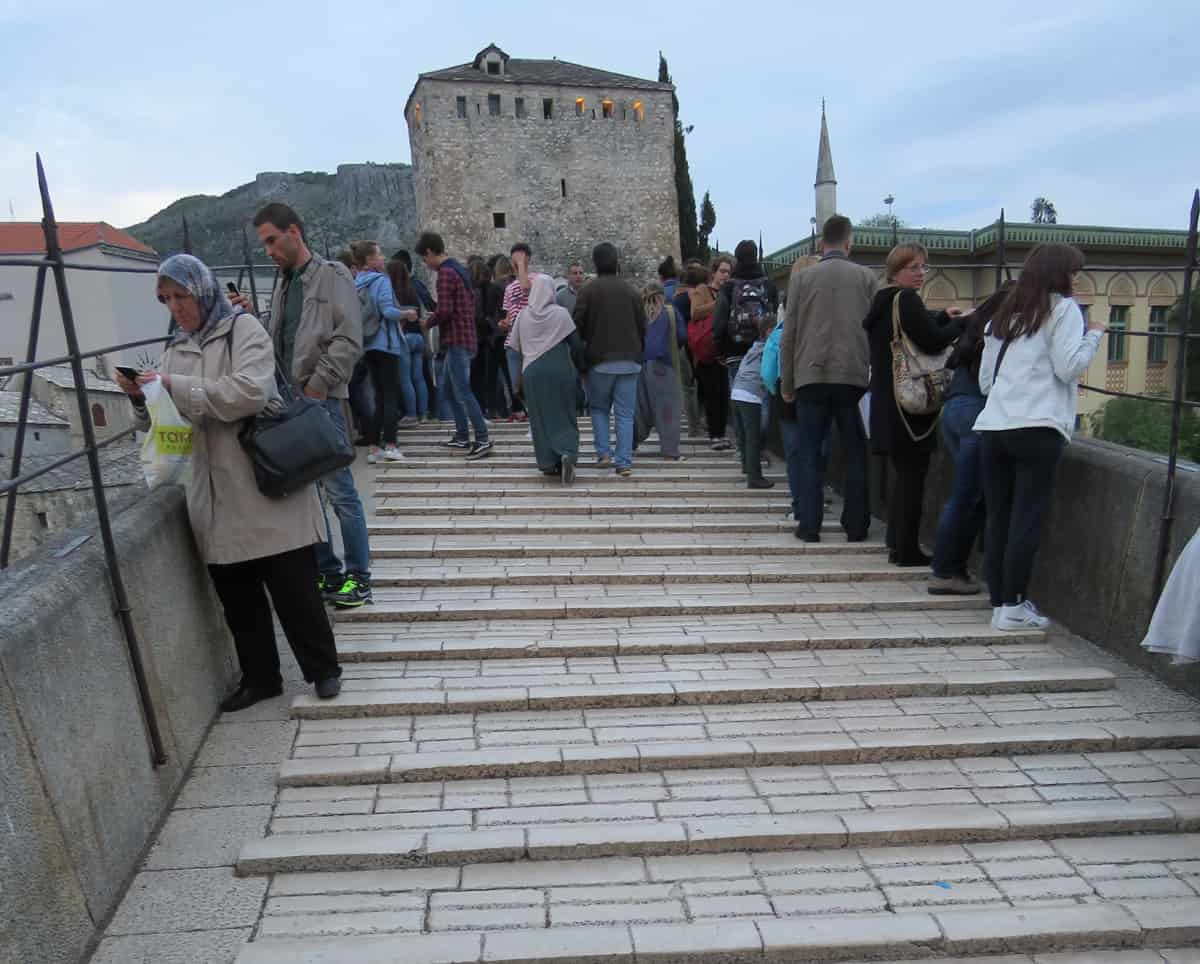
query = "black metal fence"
(0, 157, 276, 767)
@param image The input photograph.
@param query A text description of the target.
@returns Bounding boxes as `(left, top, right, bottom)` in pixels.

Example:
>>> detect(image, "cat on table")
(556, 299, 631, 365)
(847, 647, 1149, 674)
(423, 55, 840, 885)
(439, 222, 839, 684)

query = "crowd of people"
(112, 200, 1115, 713)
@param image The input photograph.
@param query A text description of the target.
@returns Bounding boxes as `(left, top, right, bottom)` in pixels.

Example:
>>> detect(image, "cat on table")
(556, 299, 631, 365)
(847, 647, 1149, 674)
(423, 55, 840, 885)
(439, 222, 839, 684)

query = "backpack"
(760, 320, 785, 396)
(687, 286, 718, 364)
(729, 276, 771, 349)
(358, 281, 382, 341)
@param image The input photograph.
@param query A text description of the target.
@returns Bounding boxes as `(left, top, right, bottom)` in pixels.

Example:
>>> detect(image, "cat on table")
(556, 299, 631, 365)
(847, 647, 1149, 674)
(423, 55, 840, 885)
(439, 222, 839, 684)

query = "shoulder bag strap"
(891, 290, 940, 444)
(992, 337, 1011, 385)
(224, 310, 295, 403)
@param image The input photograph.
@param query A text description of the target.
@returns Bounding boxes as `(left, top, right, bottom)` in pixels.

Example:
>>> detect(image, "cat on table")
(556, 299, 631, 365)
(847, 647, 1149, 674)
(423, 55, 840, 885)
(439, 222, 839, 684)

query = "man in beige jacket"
(779, 214, 878, 543)
(233, 203, 373, 608)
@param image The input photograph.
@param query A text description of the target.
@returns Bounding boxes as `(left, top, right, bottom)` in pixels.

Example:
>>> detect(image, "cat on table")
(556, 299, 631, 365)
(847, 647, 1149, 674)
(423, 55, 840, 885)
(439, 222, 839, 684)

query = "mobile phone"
(115, 365, 139, 381)
(226, 283, 239, 294)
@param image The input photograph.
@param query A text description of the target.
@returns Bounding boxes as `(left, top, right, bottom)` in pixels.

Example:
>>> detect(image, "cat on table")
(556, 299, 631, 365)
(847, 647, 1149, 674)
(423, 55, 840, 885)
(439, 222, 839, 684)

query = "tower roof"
(815, 102, 836, 187)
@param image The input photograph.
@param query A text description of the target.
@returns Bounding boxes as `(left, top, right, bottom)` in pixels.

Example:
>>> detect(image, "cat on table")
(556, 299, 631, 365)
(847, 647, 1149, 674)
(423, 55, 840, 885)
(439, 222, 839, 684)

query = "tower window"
(543, 98, 553, 119)
(493, 212, 507, 229)
(632, 101, 644, 122)
(91, 403, 107, 427)
(488, 94, 501, 116)
(486, 60, 500, 75)
(561, 179, 567, 198)
(575, 97, 585, 116)
(515, 97, 527, 118)
(456, 96, 466, 118)
(413, 103, 422, 124)
(601, 99, 614, 119)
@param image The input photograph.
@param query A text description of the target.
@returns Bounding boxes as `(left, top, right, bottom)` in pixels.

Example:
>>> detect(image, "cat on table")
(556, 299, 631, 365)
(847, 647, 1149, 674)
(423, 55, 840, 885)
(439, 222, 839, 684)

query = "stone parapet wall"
(0, 486, 236, 964)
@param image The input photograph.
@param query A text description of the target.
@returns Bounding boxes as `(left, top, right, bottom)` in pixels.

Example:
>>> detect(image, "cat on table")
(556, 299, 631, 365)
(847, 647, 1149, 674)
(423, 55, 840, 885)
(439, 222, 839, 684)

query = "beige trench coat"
(136, 311, 325, 565)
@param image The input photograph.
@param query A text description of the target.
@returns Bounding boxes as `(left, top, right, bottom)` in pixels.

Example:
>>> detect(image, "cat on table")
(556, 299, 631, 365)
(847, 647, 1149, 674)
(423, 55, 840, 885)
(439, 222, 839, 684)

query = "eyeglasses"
(906, 264, 933, 274)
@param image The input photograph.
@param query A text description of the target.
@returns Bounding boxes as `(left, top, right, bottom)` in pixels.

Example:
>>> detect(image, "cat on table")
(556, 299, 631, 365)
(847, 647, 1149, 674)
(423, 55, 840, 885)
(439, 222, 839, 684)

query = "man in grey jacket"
(233, 203, 374, 608)
(779, 215, 877, 543)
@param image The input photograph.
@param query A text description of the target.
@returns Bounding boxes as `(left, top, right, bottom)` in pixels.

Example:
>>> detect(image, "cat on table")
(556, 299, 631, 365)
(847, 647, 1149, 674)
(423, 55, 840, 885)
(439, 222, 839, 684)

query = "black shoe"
(893, 550, 933, 567)
(353, 436, 370, 447)
(220, 682, 283, 713)
(315, 676, 342, 699)
(562, 458, 576, 487)
(441, 437, 471, 449)
(465, 440, 494, 461)
(317, 572, 344, 603)
(333, 573, 373, 608)
(794, 526, 820, 543)
(747, 477, 775, 490)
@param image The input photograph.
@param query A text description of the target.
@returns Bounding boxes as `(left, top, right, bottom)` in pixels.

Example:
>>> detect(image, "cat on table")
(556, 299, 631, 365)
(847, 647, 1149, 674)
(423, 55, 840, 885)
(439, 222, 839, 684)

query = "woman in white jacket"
(975, 243, 1106, 631)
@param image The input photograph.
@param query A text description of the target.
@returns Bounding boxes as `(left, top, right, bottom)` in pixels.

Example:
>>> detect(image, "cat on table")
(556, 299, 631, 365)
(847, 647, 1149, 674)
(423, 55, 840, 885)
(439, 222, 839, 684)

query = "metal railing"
(0, 157, 279, 767)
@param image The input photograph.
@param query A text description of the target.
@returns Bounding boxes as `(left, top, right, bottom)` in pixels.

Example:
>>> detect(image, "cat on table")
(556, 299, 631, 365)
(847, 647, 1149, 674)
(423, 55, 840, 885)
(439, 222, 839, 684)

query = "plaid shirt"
(428, 261, 477, 352)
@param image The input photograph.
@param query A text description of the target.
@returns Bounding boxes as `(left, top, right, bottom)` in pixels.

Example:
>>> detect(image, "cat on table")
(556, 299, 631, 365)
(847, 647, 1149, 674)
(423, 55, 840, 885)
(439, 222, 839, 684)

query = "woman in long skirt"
(509, 275, 586, 485)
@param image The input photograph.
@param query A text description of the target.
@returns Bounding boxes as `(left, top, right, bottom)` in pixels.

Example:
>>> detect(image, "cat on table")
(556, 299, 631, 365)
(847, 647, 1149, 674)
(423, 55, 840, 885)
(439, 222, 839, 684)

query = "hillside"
(125, 162, 418, 267)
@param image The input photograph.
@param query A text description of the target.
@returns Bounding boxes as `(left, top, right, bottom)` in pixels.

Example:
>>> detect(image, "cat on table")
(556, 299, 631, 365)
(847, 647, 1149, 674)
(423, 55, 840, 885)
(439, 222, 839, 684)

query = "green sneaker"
(317, 573, 343, 603)
(333, 573, 373, 609)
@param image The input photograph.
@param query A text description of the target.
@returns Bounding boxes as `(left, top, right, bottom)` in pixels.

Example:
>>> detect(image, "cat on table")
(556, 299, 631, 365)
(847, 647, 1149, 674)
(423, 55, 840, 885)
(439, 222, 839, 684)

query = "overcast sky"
(2, 0, 1197, 254)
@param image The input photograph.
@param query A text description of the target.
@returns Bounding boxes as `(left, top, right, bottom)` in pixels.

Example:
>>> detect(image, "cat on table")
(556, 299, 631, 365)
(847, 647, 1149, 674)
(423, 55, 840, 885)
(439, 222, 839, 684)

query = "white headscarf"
(510, 275, 577, 371)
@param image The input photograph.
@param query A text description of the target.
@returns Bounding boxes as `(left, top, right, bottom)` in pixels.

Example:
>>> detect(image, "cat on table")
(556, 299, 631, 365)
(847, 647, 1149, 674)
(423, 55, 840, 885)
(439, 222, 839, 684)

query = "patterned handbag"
(890, 291, 953, 440)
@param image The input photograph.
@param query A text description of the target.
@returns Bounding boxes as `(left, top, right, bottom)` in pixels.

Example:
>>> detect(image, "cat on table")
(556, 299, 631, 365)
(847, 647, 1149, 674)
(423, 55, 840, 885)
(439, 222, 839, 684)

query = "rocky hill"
(125, 163, 418, 267)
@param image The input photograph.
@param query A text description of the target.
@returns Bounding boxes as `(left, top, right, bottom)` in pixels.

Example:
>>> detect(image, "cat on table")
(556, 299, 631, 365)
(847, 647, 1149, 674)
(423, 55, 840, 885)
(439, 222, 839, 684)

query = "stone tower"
(404, 45, 680, 280)
(814, 101, 837, 232)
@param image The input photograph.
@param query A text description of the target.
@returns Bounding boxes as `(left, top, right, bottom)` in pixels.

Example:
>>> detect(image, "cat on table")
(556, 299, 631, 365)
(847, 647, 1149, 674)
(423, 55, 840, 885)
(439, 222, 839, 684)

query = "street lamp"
(884, 195, 895, 225)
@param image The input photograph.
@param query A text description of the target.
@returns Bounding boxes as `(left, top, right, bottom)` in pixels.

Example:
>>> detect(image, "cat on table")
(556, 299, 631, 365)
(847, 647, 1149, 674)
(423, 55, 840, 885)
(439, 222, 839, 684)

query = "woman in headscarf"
(114, 254, 342, 714)
(509, 274, 586, 485)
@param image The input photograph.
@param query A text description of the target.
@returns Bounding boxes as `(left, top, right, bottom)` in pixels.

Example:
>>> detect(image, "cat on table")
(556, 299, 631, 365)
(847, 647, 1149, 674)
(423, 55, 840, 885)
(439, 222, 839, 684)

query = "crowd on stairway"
(110, 199, 1200, 719)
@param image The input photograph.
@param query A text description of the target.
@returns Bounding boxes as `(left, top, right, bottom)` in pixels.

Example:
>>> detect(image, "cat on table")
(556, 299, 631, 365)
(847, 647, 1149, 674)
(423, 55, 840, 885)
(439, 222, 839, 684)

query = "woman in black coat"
(863, 243, 965, 566)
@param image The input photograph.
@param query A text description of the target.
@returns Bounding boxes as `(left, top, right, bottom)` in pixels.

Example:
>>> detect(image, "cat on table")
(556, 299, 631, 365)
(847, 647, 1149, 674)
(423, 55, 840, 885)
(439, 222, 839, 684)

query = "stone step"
(234, 797, 1200, 875)
(232, 832, 1200, 960)
(373, 456, 755, 470)
(332, 582, 984, 623)
(368, 516, 801, 535)
(375, 469, 774, 483)
(335, 618, 1040, 661)
(288, 664, 1116, 721)
(373, 483, 785, 500)
(369, 533, 885, 560)
(278, 719, 1200, 787)
(367, 554, 925, 588)
(374, 499, 792, 516)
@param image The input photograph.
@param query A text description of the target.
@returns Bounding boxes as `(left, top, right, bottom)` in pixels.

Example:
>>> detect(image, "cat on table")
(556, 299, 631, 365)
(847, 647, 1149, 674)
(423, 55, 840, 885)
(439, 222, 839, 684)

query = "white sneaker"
(381, 446, 406, 462)
(994, 600, 1050, 631)
(990, 606, 1001, 629)
(366, 447, 379, 464)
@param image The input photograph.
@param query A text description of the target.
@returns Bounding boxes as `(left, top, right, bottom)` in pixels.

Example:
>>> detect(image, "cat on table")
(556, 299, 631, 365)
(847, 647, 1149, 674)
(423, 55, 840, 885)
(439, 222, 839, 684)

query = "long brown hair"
(387, 258, 417, 307)
(991, 243, 1084, 339)
(946, 281, 1015, 372)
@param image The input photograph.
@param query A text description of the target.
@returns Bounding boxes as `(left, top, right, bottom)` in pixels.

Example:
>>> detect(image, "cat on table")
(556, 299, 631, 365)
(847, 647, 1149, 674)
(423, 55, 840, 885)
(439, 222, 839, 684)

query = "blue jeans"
(782, 384, 869, 539)
(314, 398, 371, 579)
(931, 394, 987, 578)
(433, 353, 453, 421)
(445, 345, 489, 442)
(588, 370, 639, 468)
(397, 332, 428, 418)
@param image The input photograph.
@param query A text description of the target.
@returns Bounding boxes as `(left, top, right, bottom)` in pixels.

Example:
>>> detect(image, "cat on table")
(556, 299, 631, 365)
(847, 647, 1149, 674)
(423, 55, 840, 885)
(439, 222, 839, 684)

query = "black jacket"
(572, 275, 647, 366)
(713, 263, 779, 361)
(863, 286, 964, 455)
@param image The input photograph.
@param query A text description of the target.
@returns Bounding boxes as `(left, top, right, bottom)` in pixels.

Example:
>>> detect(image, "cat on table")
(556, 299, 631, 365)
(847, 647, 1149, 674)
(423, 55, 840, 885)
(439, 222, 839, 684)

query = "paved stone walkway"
(89, 422, 1200, 963)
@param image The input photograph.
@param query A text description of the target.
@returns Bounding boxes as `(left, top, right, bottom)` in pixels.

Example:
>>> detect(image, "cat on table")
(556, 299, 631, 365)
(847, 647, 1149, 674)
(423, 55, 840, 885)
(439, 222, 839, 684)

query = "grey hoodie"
(731, 339, 767, 402)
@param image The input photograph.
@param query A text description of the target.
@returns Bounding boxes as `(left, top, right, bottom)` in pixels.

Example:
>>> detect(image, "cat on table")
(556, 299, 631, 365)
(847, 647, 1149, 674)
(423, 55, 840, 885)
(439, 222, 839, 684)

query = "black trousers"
(694, 360, 729, 440)
(887, 450, 931, 563)
(208, 544, 341, 688)
(980, 428, 1065, 607)
(364, 350, 401, 446)
(733, 400, 766, 482)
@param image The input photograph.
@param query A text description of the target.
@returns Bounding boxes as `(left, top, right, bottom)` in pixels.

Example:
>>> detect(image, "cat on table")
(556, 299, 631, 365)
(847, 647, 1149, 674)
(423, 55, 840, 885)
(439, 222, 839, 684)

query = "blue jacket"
(356, 271, 406, 355)
(643, 305, 686, 365)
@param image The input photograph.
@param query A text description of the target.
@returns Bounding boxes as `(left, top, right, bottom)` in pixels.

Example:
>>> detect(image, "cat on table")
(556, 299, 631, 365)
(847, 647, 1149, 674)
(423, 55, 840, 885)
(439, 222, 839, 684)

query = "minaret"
(814, 100, 837, 232)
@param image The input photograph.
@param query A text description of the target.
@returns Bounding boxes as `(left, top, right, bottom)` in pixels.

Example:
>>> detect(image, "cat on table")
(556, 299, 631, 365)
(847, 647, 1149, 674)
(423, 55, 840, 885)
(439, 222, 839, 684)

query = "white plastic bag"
(139, 377, 192, 487)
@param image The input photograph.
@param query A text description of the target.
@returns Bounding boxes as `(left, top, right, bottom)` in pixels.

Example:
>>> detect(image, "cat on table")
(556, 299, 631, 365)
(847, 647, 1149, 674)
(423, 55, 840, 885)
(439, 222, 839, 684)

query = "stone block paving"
(89, 436, 1200, 963)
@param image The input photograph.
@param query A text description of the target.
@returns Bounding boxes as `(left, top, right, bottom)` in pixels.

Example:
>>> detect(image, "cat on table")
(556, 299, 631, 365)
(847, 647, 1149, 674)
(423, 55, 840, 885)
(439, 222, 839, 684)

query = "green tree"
(1031, 197, 1059, 224)
(698, 190, 717, 261)
(857, 213, 909, 228)
(659, 52, 698, 259)
(1090, 396, 1200, 463)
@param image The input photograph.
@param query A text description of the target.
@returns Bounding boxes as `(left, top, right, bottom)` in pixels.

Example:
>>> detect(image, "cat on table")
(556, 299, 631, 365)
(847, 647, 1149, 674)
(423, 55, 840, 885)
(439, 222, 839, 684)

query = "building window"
(1148, 306, 1170, 363)
(1107, 306, 1128, 363)
(33, 431, 40, 441)
(413, 104, 422, 124)
(543, 98, 553, 119)
(36, 511, 48, 529)
(486, 60, 500, 75)
(515, 97, 526, 119)
(632, 101, 644, 122)
(456, 96, 467, 119)
(488, 94, 501, 117)
(601, 99, 615, 119)
(575, 97, 585, 116)
(91, 403, 107, 427)
(561, 179, 567, 198)
(493, 212, 506, 229)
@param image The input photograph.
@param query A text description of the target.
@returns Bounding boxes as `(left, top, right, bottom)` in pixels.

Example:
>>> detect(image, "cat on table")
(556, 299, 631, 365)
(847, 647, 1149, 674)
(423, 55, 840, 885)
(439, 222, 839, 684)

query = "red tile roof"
(0, 222, 156, 257)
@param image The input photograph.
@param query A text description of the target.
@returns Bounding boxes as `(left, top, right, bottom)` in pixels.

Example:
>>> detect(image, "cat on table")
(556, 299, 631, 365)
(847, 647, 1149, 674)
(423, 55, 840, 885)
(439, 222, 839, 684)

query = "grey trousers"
(634, 359, 684, 458)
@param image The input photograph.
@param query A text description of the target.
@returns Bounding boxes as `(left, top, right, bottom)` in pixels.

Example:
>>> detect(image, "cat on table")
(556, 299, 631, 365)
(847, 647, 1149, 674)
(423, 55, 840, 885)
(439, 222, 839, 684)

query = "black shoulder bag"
(225, 315, 355, 499)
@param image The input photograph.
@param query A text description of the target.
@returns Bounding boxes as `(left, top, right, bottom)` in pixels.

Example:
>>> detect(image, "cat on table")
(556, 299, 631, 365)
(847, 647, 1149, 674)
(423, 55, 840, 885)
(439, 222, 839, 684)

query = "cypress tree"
(659, 52, 698, 259)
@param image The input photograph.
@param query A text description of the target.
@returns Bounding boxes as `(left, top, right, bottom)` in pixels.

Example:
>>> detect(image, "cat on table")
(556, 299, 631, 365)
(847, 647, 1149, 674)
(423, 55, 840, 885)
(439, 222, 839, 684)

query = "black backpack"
(729, 276, 770, 348)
